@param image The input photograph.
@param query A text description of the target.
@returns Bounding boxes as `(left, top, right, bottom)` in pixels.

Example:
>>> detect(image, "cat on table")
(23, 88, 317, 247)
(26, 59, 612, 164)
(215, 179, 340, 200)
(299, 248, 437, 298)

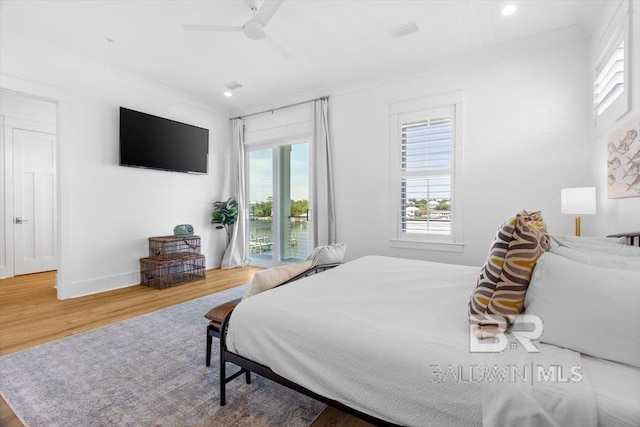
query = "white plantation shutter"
(594, 41, 624, 116)
(401, 118, 451, 172)
(398, 106, 453, 237)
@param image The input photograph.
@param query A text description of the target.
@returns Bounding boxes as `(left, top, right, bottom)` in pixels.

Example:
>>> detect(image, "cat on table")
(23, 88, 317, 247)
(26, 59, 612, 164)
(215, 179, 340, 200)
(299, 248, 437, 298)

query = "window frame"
(388, 91, 464, 252)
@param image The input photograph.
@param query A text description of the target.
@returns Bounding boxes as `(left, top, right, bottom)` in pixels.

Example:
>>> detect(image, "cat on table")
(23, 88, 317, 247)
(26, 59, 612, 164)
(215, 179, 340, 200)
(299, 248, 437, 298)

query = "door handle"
(15, 217, 30, 224)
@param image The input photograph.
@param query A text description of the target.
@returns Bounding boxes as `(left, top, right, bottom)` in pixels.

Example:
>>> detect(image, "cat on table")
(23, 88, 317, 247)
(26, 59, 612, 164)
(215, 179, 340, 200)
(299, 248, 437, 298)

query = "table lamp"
(561, 187, 596, 236)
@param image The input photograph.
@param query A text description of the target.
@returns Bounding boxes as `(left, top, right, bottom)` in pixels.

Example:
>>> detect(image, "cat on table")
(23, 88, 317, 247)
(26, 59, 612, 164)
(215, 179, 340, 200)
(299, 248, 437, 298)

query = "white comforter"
(482, 341, 597, 427)
(226, 255, 598, 426)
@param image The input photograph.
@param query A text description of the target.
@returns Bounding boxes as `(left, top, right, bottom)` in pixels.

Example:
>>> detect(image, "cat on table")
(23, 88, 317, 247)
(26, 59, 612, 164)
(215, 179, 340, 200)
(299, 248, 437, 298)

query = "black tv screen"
(119, 107, 209, 174)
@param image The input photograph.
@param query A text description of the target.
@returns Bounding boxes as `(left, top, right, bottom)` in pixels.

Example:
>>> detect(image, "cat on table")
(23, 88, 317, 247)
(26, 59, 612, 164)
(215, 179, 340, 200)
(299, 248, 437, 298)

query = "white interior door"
(13, 128, 57, 275)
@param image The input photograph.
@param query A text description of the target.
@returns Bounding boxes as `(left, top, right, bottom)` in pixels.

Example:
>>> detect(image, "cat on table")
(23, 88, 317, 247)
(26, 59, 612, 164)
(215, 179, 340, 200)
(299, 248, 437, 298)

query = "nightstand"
(607, 232, 640, 247)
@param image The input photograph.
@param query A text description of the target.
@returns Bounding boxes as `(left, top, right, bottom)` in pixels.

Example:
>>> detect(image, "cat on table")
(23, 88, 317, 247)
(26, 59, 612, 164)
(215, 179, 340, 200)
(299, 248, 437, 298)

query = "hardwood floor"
(0, 267, 260, 427)
(310, 407, 377, 427)
(0, 268, 373, 427)
(0, 268, 260, 356)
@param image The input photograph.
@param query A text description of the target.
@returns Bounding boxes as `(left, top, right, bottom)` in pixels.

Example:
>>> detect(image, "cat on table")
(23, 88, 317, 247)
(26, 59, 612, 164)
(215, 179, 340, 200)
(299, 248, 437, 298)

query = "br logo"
(470, 315, 543, 353)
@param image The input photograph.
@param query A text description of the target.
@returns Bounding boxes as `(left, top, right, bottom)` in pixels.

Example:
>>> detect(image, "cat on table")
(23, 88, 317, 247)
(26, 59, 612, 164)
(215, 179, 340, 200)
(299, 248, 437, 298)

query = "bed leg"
(245, 370, 251, 384)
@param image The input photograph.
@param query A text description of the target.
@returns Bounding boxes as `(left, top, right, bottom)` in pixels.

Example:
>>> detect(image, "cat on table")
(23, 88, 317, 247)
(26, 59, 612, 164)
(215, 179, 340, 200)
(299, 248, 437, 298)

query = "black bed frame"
(213, 263, 402, 427)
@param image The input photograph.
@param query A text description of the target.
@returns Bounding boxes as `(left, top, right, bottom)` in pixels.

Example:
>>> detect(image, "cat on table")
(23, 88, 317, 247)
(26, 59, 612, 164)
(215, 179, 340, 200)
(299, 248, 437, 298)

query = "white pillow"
(551, 234, 626, 246)
(550, 245, 640, 271)
(306, 243, 346, 267)
(525, 252, 640, 367)
(551, 234, 640, 257)
(242, 261, 312, 300)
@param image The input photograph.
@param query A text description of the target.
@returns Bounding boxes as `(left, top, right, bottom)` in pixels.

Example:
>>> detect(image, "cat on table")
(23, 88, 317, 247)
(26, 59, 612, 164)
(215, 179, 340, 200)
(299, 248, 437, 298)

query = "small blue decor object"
(173, 224, 194, 237)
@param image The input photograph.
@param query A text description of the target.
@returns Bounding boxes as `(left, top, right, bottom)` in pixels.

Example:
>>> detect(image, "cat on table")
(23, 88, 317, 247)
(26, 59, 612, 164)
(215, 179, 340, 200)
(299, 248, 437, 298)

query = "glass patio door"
(248, 142, 309, 266)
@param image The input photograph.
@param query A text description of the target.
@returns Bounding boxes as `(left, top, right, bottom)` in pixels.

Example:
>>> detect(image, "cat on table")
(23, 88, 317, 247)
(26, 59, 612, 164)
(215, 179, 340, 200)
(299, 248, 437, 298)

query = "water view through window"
(249, 142, 309, 262)
(400, 114, 452, 236)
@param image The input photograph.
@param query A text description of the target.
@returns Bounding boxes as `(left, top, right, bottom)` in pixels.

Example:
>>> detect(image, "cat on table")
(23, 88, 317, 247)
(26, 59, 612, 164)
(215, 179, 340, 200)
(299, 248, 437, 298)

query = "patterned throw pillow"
(468, 211, 550, 339)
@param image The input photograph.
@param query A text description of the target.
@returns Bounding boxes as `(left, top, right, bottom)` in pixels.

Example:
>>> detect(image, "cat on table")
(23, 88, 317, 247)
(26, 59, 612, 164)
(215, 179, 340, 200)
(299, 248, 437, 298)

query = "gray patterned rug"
(0, 285, 326, 426)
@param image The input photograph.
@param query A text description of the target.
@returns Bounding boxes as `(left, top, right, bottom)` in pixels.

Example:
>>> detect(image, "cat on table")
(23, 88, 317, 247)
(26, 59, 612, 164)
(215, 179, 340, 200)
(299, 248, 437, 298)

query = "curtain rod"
(229, 96, 329, 121)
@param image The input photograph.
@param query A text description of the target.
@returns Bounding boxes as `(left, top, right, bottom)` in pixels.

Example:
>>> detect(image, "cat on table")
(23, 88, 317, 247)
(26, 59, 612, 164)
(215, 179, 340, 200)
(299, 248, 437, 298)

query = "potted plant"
(212, 197, 238, 245)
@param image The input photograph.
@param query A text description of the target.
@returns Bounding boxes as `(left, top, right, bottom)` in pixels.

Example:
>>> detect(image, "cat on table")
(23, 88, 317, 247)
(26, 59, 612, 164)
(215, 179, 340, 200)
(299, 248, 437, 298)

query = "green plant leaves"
(212, 197, 239, 227)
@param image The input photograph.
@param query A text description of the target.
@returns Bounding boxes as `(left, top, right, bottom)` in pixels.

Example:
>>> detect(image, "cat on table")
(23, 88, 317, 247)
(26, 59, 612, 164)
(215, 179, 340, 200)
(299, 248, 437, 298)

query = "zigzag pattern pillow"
(469, 211, 550, 339)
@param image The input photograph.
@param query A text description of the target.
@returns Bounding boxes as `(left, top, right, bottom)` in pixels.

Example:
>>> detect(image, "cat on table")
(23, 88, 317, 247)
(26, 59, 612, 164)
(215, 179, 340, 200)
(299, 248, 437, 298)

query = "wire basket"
(148, 236, 201, 260)
(140, 254, 205, 289)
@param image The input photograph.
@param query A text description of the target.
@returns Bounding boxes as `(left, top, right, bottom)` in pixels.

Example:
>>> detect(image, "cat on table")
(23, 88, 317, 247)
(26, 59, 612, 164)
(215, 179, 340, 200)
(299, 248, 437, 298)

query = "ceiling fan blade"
(181, 24, 243, 32)
(254, 0, 284, 26)
(264, 32, 295, 59)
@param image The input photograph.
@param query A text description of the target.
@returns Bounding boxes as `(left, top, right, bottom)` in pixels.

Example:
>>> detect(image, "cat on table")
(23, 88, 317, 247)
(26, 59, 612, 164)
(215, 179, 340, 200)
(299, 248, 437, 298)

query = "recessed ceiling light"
(500, 4, 517, 16)
(224, 91, 233, 97)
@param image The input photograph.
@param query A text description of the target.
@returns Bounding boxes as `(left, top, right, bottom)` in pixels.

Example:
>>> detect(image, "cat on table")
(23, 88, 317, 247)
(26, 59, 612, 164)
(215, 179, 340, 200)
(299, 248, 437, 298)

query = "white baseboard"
(62, 271, 140, 299)
(59, 264, 223, 299)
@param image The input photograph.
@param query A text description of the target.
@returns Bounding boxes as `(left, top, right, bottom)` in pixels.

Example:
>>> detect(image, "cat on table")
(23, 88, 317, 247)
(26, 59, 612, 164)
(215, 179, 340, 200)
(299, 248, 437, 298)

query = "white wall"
(329, 37, 592, 267)
(1, 91, 57, 124)
(588, 0, 640, 236)
(1, 47, 231, 298)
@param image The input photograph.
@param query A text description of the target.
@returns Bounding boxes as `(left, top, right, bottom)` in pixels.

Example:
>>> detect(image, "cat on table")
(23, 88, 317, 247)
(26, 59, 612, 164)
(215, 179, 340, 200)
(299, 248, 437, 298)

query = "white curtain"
(221, 118, 249, 269)
(309, 98, 336, 247)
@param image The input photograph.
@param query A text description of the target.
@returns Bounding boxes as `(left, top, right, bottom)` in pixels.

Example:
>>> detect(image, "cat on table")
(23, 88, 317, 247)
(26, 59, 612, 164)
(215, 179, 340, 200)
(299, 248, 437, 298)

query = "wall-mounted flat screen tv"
(119, 107, 209, 174)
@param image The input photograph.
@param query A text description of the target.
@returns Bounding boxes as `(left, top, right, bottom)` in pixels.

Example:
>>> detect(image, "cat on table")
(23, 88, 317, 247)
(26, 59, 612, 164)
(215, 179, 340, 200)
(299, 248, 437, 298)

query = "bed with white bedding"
(228, 256, 488, 426)
(220, 234, 640, 426)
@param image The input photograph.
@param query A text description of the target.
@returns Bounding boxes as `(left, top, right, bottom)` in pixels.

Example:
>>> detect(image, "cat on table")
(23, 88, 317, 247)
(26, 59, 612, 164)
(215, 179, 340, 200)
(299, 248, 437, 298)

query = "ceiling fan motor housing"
(244, 20, 266, 40)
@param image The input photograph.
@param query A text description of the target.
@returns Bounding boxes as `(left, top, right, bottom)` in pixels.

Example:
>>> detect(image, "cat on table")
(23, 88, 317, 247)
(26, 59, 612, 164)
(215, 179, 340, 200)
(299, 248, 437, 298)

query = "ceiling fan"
(181, 0, 294, 59)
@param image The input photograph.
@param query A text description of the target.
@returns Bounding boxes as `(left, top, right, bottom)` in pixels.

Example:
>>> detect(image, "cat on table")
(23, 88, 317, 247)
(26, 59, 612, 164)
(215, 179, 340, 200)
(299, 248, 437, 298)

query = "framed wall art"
(607, 114, 640, 198)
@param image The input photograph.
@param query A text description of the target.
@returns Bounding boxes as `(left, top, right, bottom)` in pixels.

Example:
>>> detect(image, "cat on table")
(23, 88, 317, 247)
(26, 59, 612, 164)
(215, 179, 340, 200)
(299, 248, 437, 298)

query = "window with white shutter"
(592, 0, 630, 129)
(594, 40, 624, 117)
(389, 94, 464, 251)
(399, 109, 453, 236)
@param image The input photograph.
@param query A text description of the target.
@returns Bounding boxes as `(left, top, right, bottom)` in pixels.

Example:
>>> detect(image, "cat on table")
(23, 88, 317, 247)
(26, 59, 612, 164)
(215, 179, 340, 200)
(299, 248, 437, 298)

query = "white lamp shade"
(561, 187, 596, 215)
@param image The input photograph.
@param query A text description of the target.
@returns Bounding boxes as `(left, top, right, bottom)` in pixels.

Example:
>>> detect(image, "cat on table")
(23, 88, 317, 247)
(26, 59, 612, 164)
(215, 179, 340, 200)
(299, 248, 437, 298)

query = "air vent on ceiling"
(389, 22, 419, 38)
(224, 81, 243, 90)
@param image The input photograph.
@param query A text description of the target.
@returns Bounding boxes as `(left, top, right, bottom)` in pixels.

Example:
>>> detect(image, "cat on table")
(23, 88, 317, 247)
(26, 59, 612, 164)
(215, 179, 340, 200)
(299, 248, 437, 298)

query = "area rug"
(0, 285, 326, 426)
